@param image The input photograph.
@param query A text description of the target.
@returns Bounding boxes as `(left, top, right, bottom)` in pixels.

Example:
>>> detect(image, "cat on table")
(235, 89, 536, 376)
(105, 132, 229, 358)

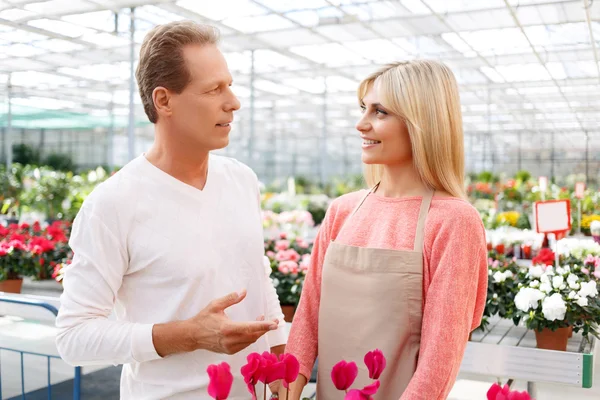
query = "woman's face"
(355, 84, 412, 166)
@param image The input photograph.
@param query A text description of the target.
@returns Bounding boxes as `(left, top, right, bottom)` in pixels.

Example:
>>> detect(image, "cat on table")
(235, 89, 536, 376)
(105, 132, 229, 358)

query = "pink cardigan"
(286, 191, 488, 400)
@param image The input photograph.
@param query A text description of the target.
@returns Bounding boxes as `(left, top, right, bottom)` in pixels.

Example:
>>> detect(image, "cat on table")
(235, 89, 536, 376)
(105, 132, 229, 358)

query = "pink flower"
(582, 267, 590, 275)
(207, 362, 233, 400)
(266, 251, 275, 259)
(364, 349, 386, 380)
(279, 261, 298, 274)
(487, 383, 531, 400)
(281, 353, 300, 389)
(241, 353, 262, 398)
(258, 352, 286, 384)
(275, 240, 290, 251)
(275, 251, 288, 262)
(344, 381, 380, 400)
(279, 232, 287, 240)
(285, 249, 300, 262)
(594, 269, 600, 280)
(331, 360, 358, 391)
(492, 260, 500, 268)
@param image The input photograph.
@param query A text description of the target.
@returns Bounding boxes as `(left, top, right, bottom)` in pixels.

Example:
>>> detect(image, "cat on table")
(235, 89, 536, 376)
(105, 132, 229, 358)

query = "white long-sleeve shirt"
(56, 154, 286, 400)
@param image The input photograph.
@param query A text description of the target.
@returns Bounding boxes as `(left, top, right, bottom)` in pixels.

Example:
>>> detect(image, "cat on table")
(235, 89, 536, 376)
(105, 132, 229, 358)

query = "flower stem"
(253, 385, 257, 400)
(264, 383, 267, 400)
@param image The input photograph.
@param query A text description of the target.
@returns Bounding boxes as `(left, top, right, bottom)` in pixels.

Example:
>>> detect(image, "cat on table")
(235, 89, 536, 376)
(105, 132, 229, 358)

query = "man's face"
(168, 44, 241, 151)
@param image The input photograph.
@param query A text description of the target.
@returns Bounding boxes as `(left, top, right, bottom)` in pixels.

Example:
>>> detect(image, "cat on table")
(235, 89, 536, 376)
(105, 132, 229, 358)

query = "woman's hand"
(277, 374, 308, 400)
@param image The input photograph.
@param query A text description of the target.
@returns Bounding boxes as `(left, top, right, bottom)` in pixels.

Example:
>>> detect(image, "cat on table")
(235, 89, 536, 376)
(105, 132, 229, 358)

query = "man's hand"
(152, 290, 278, 357)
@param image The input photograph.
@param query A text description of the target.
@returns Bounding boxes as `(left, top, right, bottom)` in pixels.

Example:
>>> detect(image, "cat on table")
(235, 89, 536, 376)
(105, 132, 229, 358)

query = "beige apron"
(317, 184, 433, 399)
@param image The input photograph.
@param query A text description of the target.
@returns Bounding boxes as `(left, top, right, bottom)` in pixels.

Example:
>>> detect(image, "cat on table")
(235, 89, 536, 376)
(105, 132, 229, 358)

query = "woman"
(282, 60, 488, 399)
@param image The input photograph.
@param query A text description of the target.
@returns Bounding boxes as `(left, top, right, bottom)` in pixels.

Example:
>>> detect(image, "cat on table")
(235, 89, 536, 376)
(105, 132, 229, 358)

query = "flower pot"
(535, 327, 570, 351)
(280, 305, 296, 323)
(0, 278, 23, 294)
(568, 326, 573, 338)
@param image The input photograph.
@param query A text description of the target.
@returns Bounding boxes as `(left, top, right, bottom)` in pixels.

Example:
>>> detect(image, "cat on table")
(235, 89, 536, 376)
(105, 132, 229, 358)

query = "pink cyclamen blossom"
(364, 349, 386, 380)
(240, 353, 262, 398)
(331, 361, 358, 391)
(344, 380, 381, 400)
(281, 353, 300, 389)
(207, 363, 233, 400)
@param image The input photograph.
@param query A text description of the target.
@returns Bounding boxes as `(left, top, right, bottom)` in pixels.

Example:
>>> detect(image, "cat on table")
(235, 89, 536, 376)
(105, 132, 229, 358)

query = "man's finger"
(208, 290, 246, 312)
(226, 320, 278, 336)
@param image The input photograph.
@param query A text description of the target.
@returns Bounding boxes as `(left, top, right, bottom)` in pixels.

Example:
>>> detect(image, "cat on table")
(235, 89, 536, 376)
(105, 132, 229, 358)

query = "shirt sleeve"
(400, 210, 488, 400)
(55, 207, 162, 366)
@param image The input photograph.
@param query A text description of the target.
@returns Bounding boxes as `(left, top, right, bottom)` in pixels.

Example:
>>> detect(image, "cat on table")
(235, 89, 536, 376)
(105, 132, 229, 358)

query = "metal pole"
(321, 76, 328, 183)
(249, 50, 255, 164)
(584, 132, 589, 184)
(127, 7, 136, 161)
(6, 73, 12, 168)
(107, 100, 114, 168)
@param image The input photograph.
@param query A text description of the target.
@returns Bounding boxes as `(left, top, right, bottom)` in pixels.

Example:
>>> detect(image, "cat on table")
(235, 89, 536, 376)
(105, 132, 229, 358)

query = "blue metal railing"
(0, 295, 81, 399)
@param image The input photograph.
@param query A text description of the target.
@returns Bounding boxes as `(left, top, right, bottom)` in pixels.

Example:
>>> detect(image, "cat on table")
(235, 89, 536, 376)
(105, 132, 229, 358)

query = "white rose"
(552, 275, 564, 289)
(579, 281, 598, 298)
(493, 271, 507, 283)
(529, 266, 544, 278)
(539, 282, 553, 293)
(577, 297, 589, 307)
(530, 280, 540, 288)
(515, 288, 546, 312)
(542, 293, 567, 321)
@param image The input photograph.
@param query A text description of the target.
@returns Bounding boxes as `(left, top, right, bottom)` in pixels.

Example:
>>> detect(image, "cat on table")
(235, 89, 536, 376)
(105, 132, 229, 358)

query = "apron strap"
(349, 182, 380, 218)
(413, 189, 434, 252)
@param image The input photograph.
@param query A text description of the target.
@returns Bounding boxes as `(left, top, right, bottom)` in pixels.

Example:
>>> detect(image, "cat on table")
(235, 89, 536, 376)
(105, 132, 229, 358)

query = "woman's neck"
(376, 163, 429, 198)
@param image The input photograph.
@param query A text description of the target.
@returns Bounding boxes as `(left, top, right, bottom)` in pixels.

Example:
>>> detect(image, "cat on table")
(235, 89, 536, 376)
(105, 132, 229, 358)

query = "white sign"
(533, 200, 571, 234)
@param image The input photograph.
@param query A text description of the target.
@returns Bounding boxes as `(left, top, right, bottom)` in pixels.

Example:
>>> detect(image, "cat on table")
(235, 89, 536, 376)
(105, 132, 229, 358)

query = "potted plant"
(265, 233, 313, 322)
(514, 264, 600, 351)
(0, 234, 39, 293)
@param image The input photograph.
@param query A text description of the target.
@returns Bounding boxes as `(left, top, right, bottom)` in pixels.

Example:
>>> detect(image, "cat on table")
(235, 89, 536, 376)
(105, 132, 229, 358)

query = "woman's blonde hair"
(358, 60, 466, 199)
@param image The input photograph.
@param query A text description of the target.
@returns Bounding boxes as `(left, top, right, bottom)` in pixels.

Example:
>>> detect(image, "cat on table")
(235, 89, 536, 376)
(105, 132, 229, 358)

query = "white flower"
(567, 274, 579, 284)
(552, 275, 564, 289)
(493, 271, 507, 283)
(504, 271, 514, 279)
(578, 281, 598, 298)
(540, 274, 551, 284)
(488, 269, 493, 276)
(515, 288, 546, 312)
(542, 293, 567, 321)
(556, 266, 565, 275)
(493, 293, 498, 300)
(539, 282, 553, 293)
(569, 282, 580, 290)
(564, 266, 571, 273)
(529, 266, 545, 278)
(577, 297, 589, 307)
(530, 280, 540, 288)
(568, 290, 577, 299)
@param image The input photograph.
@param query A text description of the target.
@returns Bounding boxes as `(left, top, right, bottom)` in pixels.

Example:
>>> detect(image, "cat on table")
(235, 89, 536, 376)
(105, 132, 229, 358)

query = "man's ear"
(153, 86, 172, 119)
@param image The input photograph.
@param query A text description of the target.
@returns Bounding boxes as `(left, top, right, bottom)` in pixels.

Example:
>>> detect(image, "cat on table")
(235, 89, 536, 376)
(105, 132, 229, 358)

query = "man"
(56, 21, 286, 399)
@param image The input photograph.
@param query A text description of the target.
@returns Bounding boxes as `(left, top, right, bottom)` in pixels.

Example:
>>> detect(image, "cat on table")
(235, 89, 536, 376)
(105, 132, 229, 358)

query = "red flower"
(364, 349, 386, 380)
(532, 248, 555, 266)
(207, 362, 233, 400)
(344, 380, 380, 400)
(279, 232, 287, 240)
(33, 221, 41, 233)
(20, 223, 30, 230)
(331, 360, 358, 391)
